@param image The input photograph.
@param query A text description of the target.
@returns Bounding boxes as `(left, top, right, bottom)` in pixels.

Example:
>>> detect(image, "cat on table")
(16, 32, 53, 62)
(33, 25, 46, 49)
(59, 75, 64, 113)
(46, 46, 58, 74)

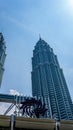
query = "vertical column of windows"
(60, 69, 73, 119)
(57, 67, 73, 119)
(39, 66, 48, 97)
(31, 71, 37, 96)
(45, 64, 59, 119)
(50, 64, 65, 119)
(37, 68, 42, 97)
(34, 68, 40, 97)
(0, 33, 6, 87)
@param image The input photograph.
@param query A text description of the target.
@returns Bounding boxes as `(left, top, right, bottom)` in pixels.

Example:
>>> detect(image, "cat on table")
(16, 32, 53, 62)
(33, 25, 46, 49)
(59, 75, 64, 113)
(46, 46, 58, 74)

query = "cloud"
(9, 89, 20, 95)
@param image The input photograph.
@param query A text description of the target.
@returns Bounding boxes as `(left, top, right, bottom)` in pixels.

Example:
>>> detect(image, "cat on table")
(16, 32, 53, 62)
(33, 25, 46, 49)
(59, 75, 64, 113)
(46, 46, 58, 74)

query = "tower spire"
(39, 34, 41, 40)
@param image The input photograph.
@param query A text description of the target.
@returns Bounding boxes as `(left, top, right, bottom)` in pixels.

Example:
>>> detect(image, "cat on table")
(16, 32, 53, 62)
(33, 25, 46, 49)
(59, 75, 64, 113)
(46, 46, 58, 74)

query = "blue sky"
(0, 0, 73, 100)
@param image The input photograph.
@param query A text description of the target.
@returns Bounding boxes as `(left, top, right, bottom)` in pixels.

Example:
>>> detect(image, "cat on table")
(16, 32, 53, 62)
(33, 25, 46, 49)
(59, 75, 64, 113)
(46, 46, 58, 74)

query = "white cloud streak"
(1, 12, 38, 36)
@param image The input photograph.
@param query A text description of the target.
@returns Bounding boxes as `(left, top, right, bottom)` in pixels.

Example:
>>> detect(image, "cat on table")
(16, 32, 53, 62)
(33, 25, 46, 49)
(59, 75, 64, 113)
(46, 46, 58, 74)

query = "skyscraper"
(0, 33, 6, 87)
(31, 38, 73, 120)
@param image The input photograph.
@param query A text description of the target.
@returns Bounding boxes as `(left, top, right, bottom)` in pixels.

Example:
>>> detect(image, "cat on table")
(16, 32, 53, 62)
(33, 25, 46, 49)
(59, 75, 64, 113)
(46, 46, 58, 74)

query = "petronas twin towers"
(31, 38, 73, 120)
(0, 33, 73, 120)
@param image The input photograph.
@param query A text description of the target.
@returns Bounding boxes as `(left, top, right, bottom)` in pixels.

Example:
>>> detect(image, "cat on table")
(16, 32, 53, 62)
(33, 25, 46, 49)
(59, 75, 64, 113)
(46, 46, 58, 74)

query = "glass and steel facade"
(31, 38, 73, 120)
(0, 33, 6, 87)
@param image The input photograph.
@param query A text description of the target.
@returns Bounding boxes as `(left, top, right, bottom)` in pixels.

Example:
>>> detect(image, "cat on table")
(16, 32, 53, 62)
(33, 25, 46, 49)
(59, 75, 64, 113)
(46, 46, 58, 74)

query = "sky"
(0, 0, 73, 101)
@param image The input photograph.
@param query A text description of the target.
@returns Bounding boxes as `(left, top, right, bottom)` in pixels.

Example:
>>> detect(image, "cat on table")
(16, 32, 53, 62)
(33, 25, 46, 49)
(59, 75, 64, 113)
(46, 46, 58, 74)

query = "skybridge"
(0, 93, 32, 115)
(0, 93, 26, 103)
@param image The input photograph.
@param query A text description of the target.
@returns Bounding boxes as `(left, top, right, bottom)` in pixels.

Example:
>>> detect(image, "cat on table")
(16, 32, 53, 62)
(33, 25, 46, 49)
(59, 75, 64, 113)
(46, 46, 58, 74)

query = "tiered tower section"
(31, 38, 73, 120)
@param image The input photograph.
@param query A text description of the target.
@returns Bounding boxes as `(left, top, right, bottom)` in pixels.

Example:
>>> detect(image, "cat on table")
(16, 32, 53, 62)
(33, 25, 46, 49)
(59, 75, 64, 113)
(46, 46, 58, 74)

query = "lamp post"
(10, 114, 15, 130)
